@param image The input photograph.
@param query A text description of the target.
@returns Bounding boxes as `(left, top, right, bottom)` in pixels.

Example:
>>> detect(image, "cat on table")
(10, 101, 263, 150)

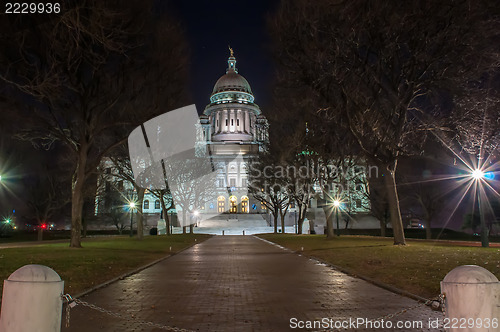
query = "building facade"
(194, 52, 269, 215)
(96, 52, 373, 232)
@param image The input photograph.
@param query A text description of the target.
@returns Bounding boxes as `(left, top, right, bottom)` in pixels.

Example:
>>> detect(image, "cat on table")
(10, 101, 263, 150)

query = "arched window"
(241, 196, 249, 213)
(229, 195, 237, 213)
(155, 200, 160, 209)
(144, 200, 149, 209)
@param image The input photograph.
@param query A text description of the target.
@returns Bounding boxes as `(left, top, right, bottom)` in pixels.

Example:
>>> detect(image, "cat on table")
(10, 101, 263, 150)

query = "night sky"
(169, 0, 279, 112)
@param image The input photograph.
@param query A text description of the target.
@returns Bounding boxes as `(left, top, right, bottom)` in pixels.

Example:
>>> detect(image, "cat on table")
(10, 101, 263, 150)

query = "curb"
(255, 235, 433, 305)
(71, 237, 209, 299)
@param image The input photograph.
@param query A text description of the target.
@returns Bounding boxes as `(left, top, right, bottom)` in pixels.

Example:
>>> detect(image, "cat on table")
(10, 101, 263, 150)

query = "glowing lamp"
(471, 169, 485, 180)
(333, 200, 341, 208)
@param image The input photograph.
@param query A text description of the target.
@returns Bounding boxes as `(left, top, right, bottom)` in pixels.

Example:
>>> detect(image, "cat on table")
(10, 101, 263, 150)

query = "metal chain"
(370, 295, 446, 322)
(439, 293, 446, 317)
(62, 294, 195, 332)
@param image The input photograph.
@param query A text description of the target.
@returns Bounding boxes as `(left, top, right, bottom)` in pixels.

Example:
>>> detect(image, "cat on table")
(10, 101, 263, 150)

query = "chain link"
(370, 294, 446, 322)
(62, 293, 447, 331)
(62, 294, 195, 332)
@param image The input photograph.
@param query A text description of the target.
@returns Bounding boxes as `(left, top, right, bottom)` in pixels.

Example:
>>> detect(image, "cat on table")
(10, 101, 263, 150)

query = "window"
(231, 119, 234, 126)
(218, 178, 224, 188)
(261, 202, 266, 210)
(226, 119, 228, 126)
(242, 178, 247, 187)
(155, 200, 160, 209)
(230, 178, 236, 187)
(217, 196, 225, 213)
(229, 196, 237, 213)
(237, 119, 240, 126)
(241, 196, 249, 213)
(144, 200, 149, 209)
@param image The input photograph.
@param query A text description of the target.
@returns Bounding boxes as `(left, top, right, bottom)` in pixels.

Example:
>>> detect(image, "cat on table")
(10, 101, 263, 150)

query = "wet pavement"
(62, 235, 443, 331)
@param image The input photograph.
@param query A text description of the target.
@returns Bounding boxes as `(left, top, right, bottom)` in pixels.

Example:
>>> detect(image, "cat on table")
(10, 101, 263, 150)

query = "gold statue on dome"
(228, 45, 234, 57)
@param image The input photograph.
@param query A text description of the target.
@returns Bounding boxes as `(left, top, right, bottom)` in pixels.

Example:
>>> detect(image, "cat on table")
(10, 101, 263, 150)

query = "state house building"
(194, 51, 269, 215)
(97, 52, 372, 231)
(98, 52, 270, 218)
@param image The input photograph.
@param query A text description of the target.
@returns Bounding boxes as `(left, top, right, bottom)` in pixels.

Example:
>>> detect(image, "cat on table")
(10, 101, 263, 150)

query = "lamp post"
(129, 202, 136, 237)
(170, 210, 173, 234)
(193, 210, 199, 227)
(294, 211, 298, 234)
(333, 200, 341, 236)
(470, 169, 488, 247)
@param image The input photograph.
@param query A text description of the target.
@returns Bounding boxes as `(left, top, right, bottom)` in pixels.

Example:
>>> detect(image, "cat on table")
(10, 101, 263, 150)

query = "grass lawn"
(0, 234, 211, 299)
(258, 234, 500, 299)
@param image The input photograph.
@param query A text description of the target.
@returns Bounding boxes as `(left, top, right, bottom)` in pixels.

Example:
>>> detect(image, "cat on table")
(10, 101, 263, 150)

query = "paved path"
(62, 236, 443, 331)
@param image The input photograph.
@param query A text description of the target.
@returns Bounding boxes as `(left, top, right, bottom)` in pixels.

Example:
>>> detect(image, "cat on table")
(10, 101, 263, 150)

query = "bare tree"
(248, 154, 290, 234)
(163, 157, 217, 234)
(24, 166, 70, 241)
(151, 188, 175, 235)
(0, 1, 188, 247)
(269, 0, 498, 245)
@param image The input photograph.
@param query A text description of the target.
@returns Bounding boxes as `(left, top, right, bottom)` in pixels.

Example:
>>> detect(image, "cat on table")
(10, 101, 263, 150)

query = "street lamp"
(193, 210, 199, 227)
(129, 202, 136, 237)
(333, 200, 341, 236)
(471, 169, 485, 180)
(470, 169, 489, 247)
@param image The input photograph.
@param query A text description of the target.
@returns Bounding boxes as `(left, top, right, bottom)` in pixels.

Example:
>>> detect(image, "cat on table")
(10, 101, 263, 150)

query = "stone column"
(236, 110, 241, 132)
(224, 109, 228, 132)
(242, 110, 246, 133)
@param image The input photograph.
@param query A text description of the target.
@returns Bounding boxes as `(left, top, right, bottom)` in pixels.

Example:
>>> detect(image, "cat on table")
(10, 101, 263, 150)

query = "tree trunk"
(383, 167, 406, 245)
(37, 227, 43, 241)
(165, 212, 171, 235)
(273, 209, 278, 233)
(323, 205, 335, 239)
(189, 224, 194, 234)
(425, 218, 432, 240)
(181, 210, 187, 234)
(380, 218, 387, 237)
(159, 192, 171, 235)
(70, 144, 89, 248)
(297, 218, 304, 234)
(136, 187, 145, 240)
(280, 212, 286, 234)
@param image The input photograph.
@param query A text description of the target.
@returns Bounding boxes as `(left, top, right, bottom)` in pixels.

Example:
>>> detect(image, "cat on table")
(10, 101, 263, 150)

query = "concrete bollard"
(441, 265, 499, 332)
(222, 230, 225, 236)
(243, 230, 245, 236)
(0, 264, 64, 332)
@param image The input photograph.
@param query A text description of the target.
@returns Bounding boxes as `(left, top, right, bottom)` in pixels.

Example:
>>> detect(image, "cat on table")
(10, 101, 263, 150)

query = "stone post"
(0, 264, 64, 332)
(441, 265, 499, 332)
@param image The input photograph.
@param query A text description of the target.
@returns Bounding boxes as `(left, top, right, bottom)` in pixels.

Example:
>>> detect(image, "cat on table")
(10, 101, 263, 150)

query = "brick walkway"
(62, 236, 443, 331)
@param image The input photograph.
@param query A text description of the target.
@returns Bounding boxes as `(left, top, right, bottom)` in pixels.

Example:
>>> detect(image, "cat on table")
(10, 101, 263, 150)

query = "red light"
(41, 224, 47, 229)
